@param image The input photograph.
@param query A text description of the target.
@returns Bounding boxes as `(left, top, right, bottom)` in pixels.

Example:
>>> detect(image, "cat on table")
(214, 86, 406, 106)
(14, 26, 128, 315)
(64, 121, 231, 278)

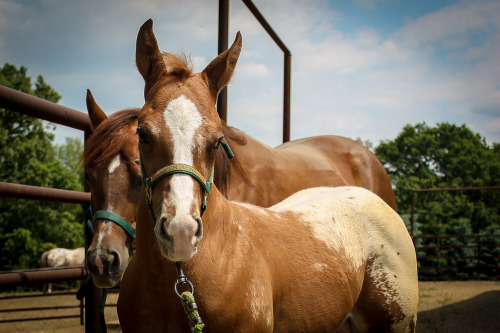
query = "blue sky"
(1, 0, 498, 147)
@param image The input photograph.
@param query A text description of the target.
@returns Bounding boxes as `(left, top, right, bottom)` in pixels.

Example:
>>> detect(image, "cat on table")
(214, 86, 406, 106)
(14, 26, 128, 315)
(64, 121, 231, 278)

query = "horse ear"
(86, 89, 107, 130)
(136, 19, 167, 99)
(202, 32, 242, 102)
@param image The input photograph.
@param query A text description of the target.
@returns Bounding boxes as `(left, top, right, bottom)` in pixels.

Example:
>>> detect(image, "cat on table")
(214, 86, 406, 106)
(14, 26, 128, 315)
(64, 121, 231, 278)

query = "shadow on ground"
(418, 291, 500, 332)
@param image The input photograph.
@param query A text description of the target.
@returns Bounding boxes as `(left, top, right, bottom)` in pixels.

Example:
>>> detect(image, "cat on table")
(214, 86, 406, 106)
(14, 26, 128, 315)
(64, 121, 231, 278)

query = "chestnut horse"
(83, 90, 140, 288)
(83, 82, 396, 288)
(117, 19, 418, 332)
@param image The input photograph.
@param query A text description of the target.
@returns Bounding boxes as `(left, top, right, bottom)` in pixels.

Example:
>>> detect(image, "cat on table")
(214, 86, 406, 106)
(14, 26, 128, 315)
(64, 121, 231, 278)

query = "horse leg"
(42, 283, 52, 293)
(347, 279, 417, 333)
(337, 315, 354, 333)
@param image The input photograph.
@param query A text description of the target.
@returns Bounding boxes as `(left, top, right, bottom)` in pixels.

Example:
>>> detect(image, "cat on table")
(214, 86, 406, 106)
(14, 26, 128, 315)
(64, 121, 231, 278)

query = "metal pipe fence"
(218, 0, 292, 142)
(0, 84, 104, 331)
(0, 291, 84, 325)
(410, 186, 500, 280)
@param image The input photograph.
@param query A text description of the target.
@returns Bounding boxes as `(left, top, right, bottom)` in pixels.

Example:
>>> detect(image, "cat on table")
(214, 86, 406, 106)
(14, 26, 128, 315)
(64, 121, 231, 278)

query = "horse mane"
(83, 108, 140, 169)
(162, 52, 193, 81)
(214, 121, 250, 197)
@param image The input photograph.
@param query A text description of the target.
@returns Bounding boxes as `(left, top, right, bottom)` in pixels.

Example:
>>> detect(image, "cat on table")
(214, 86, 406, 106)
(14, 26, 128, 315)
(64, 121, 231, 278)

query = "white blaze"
(105, 154, 121, 212)
(108, 154, 121, 174)
(163, 95, 203, 216)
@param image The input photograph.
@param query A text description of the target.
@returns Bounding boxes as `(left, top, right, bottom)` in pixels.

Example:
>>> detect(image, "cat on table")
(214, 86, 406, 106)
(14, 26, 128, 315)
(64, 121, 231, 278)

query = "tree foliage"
(375, 122, 500, 278)
(0, 63, 84, 270)
(376, 122, 499, 231)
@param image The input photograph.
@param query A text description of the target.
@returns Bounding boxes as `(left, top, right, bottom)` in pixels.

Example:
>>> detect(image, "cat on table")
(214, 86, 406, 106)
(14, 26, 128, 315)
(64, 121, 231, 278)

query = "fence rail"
(0, 289, 118, 325)
(0, 83, 105, 331)
(414, 234, 500, 280)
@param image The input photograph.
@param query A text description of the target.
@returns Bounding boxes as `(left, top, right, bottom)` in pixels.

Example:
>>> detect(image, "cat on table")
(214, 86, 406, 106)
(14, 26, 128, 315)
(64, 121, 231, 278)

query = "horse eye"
(136, 128, 148, 143)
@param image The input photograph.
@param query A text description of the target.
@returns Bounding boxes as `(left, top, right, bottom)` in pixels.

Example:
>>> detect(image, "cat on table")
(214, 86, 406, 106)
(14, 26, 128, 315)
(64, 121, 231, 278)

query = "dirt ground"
(0, 281, 499, 332)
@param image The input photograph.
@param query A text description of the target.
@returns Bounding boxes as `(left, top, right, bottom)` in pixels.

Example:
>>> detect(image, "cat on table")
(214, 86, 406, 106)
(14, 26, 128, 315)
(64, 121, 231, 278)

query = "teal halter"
(93, 210, 136, 239)
(139, 136, 234, 223)
(87, 194, 136, 239)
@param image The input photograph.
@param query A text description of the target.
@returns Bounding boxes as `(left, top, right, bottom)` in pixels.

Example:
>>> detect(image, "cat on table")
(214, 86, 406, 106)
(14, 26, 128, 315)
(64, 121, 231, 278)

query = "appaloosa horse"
(40, 247, 85, 292)
(117, 19, 418, 332)
(83, 74, 396, 288)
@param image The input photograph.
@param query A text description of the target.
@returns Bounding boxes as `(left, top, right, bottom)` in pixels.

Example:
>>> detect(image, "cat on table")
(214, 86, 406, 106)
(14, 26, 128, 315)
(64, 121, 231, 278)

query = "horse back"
(279, 136, 396, 209)
(227, 135, 397, 210)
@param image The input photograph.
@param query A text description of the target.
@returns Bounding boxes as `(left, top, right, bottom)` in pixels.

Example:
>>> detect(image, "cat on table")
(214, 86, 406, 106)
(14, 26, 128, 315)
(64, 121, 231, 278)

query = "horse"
(40, 247, 85, 293)
(83, 89, 396, 289)
(83, 90, 141, 288)
(83, 72, 396, 292)
(117, 19, 418, 332)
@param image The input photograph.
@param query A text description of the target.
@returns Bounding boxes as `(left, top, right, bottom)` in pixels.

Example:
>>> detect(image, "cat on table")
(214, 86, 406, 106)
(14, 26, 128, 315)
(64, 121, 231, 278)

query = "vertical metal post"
(283, 53, 291, 142)
(80, 297, 84, 326)
(83, 130, 105, 333)
(477, 235, 481, 279)
(217, 0, 229, 122)
(410, 189, 415, 238)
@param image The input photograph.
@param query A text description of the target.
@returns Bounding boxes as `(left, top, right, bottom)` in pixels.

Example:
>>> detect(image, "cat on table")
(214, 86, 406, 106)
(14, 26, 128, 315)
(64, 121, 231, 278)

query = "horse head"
(135, 19, 241, 262)
(84, 90, 141, 287)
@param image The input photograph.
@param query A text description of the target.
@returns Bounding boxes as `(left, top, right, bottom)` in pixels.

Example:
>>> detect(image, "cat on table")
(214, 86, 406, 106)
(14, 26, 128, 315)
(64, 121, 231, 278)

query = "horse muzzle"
(155, 214, 203, 262)
(87, 245, 127, 288)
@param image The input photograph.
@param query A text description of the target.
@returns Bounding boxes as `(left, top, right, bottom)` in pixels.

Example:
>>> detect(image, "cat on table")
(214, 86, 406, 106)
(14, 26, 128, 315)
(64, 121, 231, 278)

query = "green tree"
(375, 122, 499, 232)
(0, 63, 84, 270)
(55, 137, 85, 185)
(375, 122, 500, 278)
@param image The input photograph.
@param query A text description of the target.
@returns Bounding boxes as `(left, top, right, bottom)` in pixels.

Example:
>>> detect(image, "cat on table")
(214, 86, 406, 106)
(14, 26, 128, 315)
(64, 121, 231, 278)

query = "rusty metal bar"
(217, 1, 292, 142)
(0, 291, 77, 300)
(0, 315, 81, 324)
(81, 130, 104, 333)
(241, 0, 291, 54)
(0, 182, 90, 204)
(410, 186, 500, 237)
(240, 0, 292, 143)
(410, 189, 416, 237)
(217, 0, 229, 122)
(283, 53, 291, 142)
(0, 84, 91, 132)
(413, 186, 500, 192)
(0, 304, 82, 313)
(0, 267, 87, 286)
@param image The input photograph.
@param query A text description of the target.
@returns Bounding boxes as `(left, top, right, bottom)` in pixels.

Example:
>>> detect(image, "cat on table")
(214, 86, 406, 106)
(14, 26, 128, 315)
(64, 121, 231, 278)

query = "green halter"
(139, 136, 234, 223)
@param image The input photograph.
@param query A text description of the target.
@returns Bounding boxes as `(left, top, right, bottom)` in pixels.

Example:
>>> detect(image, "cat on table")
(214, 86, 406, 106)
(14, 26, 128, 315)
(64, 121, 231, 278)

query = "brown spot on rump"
(353, 256, 405, 329)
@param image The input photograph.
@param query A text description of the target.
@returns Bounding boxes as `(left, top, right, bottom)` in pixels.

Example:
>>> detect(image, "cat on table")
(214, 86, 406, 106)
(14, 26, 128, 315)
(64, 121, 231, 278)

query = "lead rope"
(174, 262, 204, 333)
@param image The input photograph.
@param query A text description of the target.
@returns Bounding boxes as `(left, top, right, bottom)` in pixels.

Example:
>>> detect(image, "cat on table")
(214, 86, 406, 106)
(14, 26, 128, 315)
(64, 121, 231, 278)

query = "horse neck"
(200, 184, 231, 236)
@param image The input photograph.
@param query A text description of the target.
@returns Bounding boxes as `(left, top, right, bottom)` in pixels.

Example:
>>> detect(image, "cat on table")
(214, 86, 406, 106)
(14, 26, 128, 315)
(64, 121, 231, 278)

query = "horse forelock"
(162, 52, 193, 81)
(83, 108, 140, 169)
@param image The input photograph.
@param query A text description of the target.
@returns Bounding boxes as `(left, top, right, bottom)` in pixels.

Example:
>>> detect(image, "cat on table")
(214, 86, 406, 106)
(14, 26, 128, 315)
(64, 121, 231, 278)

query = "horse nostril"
(110, 251, 120, 271)
(158, 215, 173, 242)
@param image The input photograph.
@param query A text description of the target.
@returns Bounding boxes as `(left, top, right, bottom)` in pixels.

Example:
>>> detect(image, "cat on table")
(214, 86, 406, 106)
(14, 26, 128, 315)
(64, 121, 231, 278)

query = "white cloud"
(1, 0, 499, 147)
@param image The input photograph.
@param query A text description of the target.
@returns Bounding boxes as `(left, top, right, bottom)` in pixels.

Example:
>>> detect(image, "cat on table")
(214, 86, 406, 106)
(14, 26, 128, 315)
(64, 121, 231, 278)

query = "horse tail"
(40, 251, 49, 268)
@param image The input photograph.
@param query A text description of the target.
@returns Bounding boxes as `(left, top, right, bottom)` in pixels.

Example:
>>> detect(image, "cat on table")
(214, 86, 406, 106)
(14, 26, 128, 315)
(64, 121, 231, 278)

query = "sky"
(1, 0, 499, 148)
